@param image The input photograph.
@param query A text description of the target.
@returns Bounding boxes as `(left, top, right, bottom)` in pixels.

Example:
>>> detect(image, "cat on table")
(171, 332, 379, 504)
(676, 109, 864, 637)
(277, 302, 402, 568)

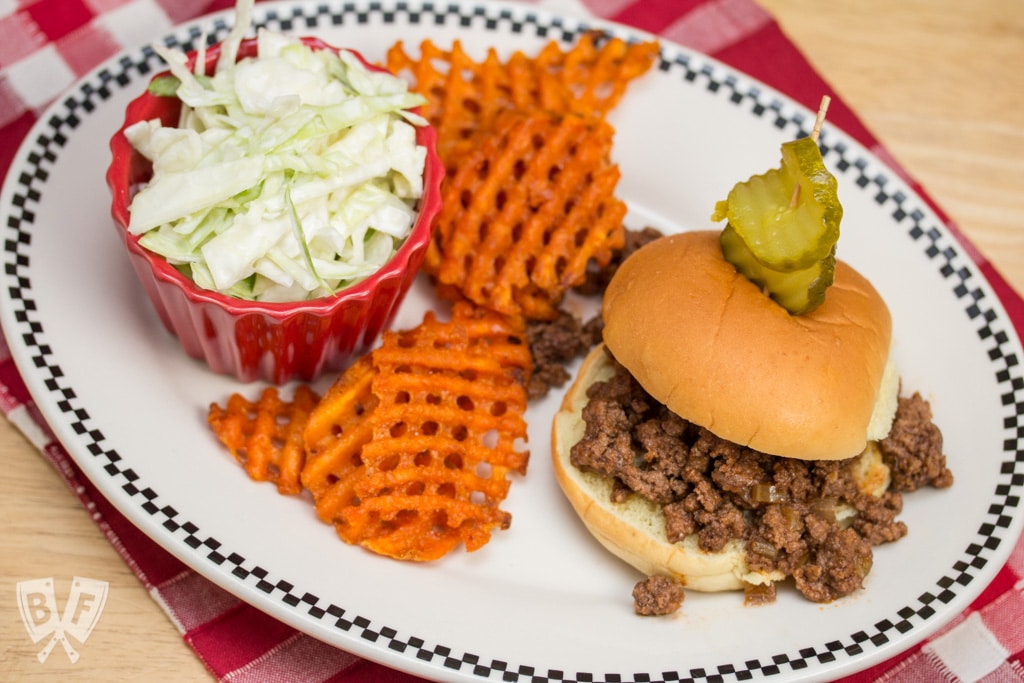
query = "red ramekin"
(107, 37, 443, 384)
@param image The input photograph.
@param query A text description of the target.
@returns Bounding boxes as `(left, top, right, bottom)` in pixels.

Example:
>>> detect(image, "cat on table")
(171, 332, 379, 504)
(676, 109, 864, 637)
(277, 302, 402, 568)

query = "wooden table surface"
(1, 1, 1022, 680)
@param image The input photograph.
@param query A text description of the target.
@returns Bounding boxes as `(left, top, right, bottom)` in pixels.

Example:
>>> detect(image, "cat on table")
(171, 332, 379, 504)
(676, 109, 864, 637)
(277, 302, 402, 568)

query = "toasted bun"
(602, 230, 893, 461)
(551, 344, 893, 592)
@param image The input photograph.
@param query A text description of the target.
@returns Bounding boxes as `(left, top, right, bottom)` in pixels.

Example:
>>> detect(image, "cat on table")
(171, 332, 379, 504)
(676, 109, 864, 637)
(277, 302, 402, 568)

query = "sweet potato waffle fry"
(300, 354, 378, 504)
(426, 110, 627, 320)
(304, 303, 532, 561)
(385, 32, 659, 163)
(386, 33, 652, 319)
(208, 385, 320, 495)
(529, 32, 659, 119)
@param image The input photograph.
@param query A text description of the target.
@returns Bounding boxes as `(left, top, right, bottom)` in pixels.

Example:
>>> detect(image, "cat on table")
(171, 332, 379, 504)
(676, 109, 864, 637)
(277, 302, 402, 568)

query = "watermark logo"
(16, 577, 109, 663)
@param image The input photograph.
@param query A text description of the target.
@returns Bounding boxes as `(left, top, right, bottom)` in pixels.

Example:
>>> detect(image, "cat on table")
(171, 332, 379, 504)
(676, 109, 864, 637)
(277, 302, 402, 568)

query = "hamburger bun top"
(601, 230, 893, 460)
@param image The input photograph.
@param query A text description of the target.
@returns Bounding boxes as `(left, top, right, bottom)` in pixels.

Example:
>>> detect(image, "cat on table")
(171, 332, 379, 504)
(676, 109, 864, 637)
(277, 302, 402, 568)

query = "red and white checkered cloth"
(3, 0, 1024, 681)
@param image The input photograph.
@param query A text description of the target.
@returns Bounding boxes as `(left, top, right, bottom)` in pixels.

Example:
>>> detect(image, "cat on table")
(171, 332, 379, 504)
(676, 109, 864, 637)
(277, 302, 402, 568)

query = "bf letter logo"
(17, 577, 109, 663)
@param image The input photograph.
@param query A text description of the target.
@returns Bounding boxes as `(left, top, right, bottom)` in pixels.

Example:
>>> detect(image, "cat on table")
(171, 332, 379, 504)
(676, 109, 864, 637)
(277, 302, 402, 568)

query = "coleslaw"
(124, 7, 428, 302)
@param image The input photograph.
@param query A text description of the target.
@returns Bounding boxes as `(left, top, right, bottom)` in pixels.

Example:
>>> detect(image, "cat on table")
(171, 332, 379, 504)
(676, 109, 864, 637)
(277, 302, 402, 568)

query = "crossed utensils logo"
(16, 577, 109, 663)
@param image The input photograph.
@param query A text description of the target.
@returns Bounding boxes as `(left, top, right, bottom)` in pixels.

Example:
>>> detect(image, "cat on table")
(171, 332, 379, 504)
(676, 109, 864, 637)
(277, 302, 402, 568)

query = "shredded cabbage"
(125, 7, 428, 302)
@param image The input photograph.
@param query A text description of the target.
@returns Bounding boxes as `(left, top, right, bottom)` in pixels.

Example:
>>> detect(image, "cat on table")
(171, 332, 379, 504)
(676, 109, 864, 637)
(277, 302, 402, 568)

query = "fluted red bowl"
(107, 37, 443, 384)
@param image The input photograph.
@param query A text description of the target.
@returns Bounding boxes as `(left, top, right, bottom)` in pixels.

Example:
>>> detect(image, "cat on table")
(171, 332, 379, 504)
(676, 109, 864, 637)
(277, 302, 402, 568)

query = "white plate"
(2, 1, 1023, 681)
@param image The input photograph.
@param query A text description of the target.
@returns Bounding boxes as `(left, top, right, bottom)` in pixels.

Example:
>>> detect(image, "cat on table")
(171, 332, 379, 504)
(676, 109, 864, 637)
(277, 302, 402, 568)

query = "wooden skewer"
(810, 95, 831, 142)
(789, 95, 832, 207)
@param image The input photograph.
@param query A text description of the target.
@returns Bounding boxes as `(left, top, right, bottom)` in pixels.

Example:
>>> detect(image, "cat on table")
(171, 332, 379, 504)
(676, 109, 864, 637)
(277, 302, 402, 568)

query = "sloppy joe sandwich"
(551, 122, 953, 615)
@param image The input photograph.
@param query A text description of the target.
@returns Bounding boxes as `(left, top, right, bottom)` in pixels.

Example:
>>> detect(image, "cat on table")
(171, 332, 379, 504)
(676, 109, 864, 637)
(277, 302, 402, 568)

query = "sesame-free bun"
(601, 230, 894, 461)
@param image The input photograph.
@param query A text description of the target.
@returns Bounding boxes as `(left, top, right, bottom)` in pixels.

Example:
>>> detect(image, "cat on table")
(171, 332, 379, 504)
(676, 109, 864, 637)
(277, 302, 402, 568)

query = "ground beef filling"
(525, 226, 665, 400)
(570, 351, 954, 605)
(526, 311, 603, 400)
(632, 575, 685, 616)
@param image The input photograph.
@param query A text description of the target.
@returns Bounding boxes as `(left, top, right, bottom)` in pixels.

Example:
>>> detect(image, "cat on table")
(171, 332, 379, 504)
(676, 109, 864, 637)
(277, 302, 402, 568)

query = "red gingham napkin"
(2, 0, 1023, 681)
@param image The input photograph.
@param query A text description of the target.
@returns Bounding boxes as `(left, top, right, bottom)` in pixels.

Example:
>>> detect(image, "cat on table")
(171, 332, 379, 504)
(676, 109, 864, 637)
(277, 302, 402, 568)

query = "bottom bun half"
(552, 344, 893, 593)
(551, 344, 786, 592)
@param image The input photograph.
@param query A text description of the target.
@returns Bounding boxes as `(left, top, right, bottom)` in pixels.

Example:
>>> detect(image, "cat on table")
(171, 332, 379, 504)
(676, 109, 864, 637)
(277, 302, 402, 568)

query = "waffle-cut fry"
(300, 354, 378, 503)
(386, 32, 650, 320)
(386, 40, 503, 164)
(426, 110, 627, 320)
(385, 32, 658, 164)
(530, 31, 659, 119)
(208, 385, 320, 495)
(307, 303, 532, 561)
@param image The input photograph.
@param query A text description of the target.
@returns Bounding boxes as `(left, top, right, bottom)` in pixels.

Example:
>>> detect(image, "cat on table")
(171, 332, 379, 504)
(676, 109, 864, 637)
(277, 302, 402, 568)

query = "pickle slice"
(712, 136, 842, 272)
(720, 224, 835, 315)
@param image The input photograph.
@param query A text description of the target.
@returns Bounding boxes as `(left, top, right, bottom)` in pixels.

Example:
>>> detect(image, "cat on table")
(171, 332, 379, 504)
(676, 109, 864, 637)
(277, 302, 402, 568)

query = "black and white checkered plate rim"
(3, 1, 1023, 681)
